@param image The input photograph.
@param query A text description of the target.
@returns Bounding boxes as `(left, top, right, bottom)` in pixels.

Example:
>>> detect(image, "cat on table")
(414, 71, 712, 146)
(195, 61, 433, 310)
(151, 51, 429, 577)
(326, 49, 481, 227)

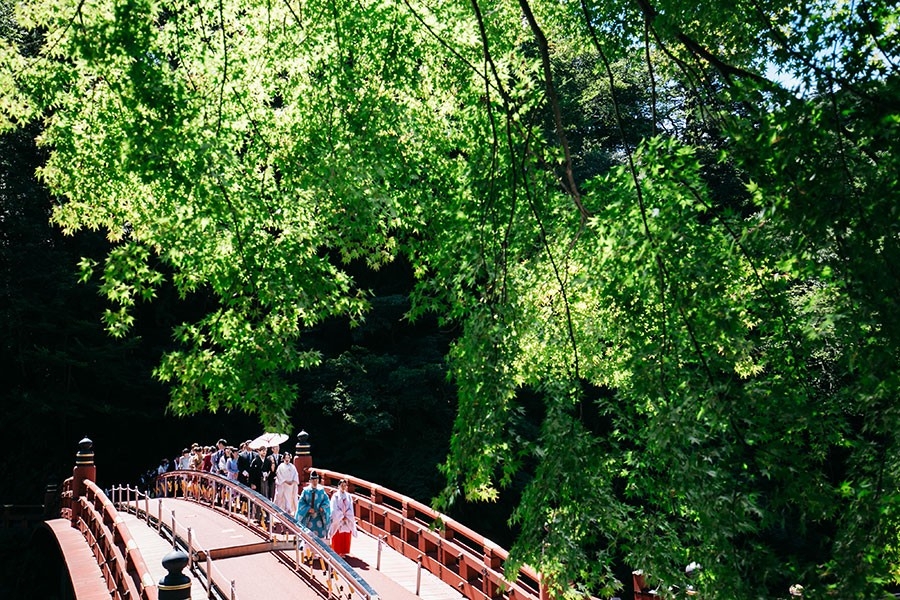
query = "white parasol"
(249, 432, 289, 450)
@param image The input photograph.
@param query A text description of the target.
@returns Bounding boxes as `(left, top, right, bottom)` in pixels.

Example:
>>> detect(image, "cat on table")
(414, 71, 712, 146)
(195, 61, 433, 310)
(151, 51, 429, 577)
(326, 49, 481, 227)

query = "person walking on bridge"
(296, 471, 330, 536)
(262, 445, 281, 500)
(296, 471, 331, 564)
(329, 479, 357, 557)
(274, 452, 299, 516)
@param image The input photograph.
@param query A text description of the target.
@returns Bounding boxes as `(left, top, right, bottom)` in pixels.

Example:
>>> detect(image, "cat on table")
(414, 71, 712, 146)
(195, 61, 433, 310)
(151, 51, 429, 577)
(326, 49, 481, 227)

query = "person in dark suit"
(247, 447, 267, 525)
(248, 446, 265, 492)
(237, 441, 252, 486)
(262, 445, 281, 500)
(263, 446, 282, 501)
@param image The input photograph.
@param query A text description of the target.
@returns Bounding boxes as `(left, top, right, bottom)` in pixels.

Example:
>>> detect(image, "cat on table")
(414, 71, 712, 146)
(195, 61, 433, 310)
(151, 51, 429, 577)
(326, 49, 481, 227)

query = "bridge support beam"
(195, 539, 298, 561)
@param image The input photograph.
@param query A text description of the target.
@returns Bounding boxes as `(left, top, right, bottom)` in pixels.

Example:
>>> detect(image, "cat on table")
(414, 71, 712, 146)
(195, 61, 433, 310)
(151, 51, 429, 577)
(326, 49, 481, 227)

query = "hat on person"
(309, 470, 319, 480)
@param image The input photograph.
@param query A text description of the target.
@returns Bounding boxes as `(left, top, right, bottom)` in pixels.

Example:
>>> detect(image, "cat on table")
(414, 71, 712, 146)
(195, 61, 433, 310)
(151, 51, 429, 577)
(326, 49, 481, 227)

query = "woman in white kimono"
(274, 452, 299, 516)
(328, 479, 358, 556)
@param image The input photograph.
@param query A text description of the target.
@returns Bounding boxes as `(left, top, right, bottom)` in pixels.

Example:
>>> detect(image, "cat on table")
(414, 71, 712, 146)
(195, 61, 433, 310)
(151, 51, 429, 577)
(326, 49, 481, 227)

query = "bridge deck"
(343, 520, 466, 600)
(125, 498, 465, 600)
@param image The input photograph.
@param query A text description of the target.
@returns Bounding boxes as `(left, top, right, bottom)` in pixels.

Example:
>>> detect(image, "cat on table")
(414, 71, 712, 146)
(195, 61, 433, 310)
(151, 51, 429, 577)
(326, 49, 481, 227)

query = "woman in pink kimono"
(274, 453, 299, 515)
(328, 479, 358, 556)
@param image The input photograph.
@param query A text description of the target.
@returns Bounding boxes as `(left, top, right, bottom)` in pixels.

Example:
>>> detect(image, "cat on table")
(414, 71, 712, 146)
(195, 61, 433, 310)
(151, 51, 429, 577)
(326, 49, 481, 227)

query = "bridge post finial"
(294, 429, 313, 485)
(70, 437, 96, 527)
(158, 549, 192, 599)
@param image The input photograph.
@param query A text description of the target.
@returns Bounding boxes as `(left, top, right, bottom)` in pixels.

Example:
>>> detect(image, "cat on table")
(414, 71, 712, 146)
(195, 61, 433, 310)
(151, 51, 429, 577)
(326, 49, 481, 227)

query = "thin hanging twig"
(517, 0, 591, 224)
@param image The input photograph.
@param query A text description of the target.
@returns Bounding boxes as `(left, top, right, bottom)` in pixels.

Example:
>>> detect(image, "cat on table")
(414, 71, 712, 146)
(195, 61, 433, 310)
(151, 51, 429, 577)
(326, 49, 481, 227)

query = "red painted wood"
(45, 518, 114, 600)
(317, 468, 543, 600)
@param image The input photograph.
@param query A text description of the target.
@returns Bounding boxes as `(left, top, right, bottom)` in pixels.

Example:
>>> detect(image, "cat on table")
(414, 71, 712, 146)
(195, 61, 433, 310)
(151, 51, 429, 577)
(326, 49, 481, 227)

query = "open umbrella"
(249, 432, 289, 450)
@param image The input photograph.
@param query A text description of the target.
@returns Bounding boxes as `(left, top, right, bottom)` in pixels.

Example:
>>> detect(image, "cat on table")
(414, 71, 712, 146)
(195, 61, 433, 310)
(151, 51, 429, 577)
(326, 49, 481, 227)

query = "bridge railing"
(63, 476, 158, 600)
(151, 470, 380, 600)
(315, 468, 544, 600)
(59, 476, 73, 519)
(112, 482, 243, 599)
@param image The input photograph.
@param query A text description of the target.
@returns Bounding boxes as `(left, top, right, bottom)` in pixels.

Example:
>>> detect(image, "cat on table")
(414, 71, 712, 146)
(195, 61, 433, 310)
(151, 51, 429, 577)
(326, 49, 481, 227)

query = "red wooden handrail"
(60, 476, 73, 520)
(84, 480, 159, 598)
(60, 475, 158, 599)
(61, 460, 551, 599)
(67, 479, 159, 600)
(314, 468, 544, 600)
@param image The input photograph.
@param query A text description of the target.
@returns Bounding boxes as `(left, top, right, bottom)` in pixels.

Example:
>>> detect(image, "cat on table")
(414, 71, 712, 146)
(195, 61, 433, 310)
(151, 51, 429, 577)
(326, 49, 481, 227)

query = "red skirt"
(331, 531, 352, 555)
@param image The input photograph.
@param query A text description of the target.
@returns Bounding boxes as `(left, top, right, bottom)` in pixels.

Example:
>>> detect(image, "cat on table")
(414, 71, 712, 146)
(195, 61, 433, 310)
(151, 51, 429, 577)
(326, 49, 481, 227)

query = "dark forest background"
(0, 124, 522, 581)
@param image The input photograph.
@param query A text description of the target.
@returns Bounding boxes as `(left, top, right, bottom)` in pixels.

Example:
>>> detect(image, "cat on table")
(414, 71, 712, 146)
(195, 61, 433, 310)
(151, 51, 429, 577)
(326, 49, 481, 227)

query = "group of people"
(154, 438, 358, 557)
(296, 471, 358, 557)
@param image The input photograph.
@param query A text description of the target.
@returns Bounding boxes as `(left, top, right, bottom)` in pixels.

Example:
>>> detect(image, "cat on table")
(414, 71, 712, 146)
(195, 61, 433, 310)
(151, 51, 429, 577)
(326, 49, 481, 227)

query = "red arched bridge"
(44, 438, 615, 600)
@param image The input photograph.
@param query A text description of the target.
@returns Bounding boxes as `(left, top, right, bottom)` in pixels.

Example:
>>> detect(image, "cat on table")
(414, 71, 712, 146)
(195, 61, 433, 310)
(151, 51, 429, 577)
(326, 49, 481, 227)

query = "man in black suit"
(262, 445, 281, 500)
(237, 441, 253, 486)
(248, 446, 266, 491)
(247, 447, 267, 525)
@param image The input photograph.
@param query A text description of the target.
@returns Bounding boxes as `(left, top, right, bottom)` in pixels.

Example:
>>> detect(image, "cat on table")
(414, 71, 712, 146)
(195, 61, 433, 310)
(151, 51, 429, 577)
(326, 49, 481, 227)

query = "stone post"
(158, 549, 192, 599)
(293, 429, 313, 485)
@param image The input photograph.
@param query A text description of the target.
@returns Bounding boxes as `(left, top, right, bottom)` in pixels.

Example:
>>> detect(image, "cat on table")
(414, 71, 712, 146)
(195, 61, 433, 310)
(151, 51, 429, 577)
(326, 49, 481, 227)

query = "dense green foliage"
(2, 0, 899, 598)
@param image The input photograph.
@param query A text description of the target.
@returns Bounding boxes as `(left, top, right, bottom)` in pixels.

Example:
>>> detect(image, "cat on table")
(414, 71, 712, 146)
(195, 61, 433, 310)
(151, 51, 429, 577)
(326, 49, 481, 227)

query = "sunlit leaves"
(2, 0, 900, 597)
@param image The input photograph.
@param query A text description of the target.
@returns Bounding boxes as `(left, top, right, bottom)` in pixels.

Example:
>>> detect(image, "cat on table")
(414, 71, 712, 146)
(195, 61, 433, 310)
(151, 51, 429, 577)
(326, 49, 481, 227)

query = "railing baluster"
(206, 553, 213, 599)
(416, 555, 423, 596)
(327, 563, 333, 598)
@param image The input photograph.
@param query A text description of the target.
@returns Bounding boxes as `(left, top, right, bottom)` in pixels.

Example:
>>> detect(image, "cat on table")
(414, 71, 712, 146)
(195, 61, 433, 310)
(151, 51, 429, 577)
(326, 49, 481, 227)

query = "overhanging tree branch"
(517, 0, 591, 223)
(632, 0, 768, 86)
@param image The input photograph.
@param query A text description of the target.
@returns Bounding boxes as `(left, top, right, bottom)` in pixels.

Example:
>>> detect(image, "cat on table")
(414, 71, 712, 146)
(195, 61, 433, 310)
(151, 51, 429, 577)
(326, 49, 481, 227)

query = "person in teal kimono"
(296, 470, 331, 563)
